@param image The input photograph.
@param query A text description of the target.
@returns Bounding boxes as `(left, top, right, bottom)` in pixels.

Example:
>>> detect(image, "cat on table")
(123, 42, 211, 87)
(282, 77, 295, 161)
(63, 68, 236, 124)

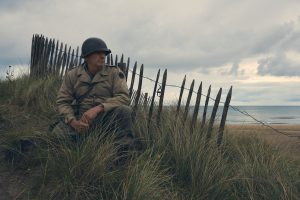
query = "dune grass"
(0, 75, 299, 200)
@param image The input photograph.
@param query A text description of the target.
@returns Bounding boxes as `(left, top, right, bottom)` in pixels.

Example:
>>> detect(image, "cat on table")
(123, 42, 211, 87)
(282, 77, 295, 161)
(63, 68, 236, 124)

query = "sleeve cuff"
(65, 114, 76, 124)
(101, 102, 113, 112)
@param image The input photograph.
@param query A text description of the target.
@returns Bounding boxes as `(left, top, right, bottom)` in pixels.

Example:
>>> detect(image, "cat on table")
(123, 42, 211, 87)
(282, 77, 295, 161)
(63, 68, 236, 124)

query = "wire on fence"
(126, 69, 299, 139)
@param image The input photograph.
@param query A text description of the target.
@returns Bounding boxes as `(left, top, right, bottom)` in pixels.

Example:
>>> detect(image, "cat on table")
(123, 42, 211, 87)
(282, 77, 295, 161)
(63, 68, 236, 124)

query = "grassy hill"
(0, 75, 299, 199)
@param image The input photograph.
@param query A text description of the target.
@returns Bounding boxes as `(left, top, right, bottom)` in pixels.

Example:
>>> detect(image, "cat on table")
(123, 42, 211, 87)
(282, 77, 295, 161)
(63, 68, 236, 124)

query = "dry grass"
(0, 75, 300, 200)
(226, 124, 300, 160)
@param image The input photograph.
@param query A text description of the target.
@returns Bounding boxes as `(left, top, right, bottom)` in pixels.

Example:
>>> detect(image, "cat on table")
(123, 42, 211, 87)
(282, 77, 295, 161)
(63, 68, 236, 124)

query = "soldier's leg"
(49, 120, 79, 141)
(91, 105, 134, 138)
(109, 105, 134, 138)
(91, 105, 136, 166)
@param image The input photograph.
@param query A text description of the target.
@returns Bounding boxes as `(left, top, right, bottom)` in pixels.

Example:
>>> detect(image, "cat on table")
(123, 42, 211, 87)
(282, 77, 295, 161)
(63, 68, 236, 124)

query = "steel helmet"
(81, 37, 111, 58)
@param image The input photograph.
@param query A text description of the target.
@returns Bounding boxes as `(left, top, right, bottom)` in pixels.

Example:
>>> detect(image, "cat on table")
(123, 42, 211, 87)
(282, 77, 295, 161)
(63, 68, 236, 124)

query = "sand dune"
(226, 124, 300, 159)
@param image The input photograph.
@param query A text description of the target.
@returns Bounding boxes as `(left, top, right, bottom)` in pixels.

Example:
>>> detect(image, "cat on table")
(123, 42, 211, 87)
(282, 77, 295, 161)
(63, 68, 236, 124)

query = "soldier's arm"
(56, 71, 76, 123)
(101, 68, 130, 112)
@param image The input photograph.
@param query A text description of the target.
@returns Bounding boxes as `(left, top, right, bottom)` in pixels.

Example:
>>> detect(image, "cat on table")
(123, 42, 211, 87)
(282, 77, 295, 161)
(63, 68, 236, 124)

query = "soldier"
(50, 37, 138, 164)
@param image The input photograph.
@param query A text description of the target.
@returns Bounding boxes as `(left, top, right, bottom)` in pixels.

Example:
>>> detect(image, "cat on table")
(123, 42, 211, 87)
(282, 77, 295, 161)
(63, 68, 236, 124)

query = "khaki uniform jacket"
(56, 63, 130, 123)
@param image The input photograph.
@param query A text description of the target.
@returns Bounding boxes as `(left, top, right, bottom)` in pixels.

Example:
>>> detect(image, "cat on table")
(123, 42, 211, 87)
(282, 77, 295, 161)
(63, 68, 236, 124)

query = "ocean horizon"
(181, 105, 300, 125)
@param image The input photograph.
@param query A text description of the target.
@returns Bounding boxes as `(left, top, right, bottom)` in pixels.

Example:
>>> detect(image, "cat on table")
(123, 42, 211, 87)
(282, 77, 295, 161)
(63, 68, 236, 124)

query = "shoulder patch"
(119, 71, 125, 79)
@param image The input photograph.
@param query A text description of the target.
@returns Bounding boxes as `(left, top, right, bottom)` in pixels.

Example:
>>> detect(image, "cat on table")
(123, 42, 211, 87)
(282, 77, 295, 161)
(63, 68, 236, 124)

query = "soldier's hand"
(69, 119, 89, 133)
(80, 105, 104, 125)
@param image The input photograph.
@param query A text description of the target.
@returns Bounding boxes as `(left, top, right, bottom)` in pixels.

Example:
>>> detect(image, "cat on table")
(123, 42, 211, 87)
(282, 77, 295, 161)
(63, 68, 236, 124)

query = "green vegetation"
(0, 75, 299, 199)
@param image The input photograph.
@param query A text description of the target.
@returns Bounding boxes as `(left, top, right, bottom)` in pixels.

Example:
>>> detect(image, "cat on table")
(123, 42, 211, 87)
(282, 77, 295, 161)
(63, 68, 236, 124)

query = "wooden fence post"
(201, 85, 211, 129)
(65, 46, 71, 72)
(60, 44, 67, 77)
(37, 36, 45, 77)
(206, 88, 222, 140)
(30, 35, 35, 75)
(191, 82, 202, 130)
(129, 61, 137, 97)
(125, 57, 130, 81)
(53, 40, 59, 75)
(74, 46, 79, 66)
(115, 54, 118, 66)
(120, 54, 124, 64)
(30, 35, 36, 77)
(55, 42, 63, 76)
(183, 79, 195, 122)
(41, 37, 48, 76)
(110, 54, 113, 65)
(49, 39, 55, 74)
(68, 49, 75, 70)
(148, 69, 160, 129)
(176, 75, 186, 116)
(107, 54, 110, 64)
(217, 86, 232, 146)
(132, 64, 144, 121)
(157, 69, 167, 127)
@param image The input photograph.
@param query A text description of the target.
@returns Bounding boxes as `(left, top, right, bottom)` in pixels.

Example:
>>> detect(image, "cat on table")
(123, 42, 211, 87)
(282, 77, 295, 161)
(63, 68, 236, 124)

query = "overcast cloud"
(0, 0, 300, 105)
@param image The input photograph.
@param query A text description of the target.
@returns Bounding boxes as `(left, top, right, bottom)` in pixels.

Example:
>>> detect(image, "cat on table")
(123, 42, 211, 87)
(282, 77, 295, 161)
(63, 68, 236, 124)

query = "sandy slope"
(226, 124, 300, 159)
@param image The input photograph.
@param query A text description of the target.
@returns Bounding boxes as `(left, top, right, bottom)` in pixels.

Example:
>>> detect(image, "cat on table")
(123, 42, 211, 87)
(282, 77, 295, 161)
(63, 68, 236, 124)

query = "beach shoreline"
(225, 124, 300, 159)
(226, 123, 300, 134)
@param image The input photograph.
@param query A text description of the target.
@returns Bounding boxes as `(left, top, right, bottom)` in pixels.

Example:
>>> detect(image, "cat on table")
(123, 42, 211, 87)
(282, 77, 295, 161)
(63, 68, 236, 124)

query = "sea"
(189, 106, 300, 125)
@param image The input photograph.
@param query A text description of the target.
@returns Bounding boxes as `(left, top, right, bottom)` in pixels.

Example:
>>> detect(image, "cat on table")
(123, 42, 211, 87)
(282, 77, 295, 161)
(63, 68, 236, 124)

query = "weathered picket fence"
(30, 34, 232, 146)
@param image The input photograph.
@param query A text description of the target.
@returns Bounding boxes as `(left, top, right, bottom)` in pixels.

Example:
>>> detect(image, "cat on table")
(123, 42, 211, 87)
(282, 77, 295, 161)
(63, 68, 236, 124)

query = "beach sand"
(225, 124, 300, 159)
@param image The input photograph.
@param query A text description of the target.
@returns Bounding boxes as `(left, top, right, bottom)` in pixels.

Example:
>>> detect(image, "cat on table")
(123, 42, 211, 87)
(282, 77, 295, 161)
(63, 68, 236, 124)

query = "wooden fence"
(30, 34, 232, 146)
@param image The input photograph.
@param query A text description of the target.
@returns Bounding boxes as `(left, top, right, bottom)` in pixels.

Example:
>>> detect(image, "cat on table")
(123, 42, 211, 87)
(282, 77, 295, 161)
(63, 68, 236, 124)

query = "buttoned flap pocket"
(91, 74, 110, 84)
(99, 76, 109, 83)
(92, 79, 113, 97)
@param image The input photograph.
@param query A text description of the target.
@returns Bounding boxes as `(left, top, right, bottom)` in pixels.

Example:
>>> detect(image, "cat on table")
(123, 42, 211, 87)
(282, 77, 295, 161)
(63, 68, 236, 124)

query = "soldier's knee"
(49, 121, 77, 138)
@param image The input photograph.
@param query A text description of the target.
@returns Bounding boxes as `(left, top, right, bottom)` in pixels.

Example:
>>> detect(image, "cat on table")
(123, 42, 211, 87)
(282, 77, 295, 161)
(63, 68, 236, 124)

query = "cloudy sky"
(0, 0, 300, 105)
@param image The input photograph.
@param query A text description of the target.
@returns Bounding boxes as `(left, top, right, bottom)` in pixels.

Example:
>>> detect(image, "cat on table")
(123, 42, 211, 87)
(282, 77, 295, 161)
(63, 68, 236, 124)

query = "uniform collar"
(77, 63, 109, 83)
(77, 63, 109, 76)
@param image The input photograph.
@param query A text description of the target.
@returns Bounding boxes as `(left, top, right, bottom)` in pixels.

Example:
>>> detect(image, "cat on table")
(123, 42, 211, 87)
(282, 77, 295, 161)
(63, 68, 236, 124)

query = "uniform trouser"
(90, 105, 134, 142)
(50, 105, 137, 165)
(52, 105, 133, 136)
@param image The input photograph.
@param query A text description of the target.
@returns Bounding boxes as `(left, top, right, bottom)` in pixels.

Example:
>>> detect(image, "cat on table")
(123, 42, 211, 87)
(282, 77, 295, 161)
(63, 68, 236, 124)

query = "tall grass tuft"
(34, 127, 120, 199)
(0, 75, 61, 117)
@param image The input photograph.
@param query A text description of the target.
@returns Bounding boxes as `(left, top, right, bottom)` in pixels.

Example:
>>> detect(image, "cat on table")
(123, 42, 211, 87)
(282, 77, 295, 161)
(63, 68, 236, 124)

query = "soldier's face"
(86, 51, 106, 68)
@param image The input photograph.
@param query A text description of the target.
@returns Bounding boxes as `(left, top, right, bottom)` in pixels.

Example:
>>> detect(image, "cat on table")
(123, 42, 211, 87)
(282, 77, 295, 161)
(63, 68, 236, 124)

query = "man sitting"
(51, 37, 137, 165)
